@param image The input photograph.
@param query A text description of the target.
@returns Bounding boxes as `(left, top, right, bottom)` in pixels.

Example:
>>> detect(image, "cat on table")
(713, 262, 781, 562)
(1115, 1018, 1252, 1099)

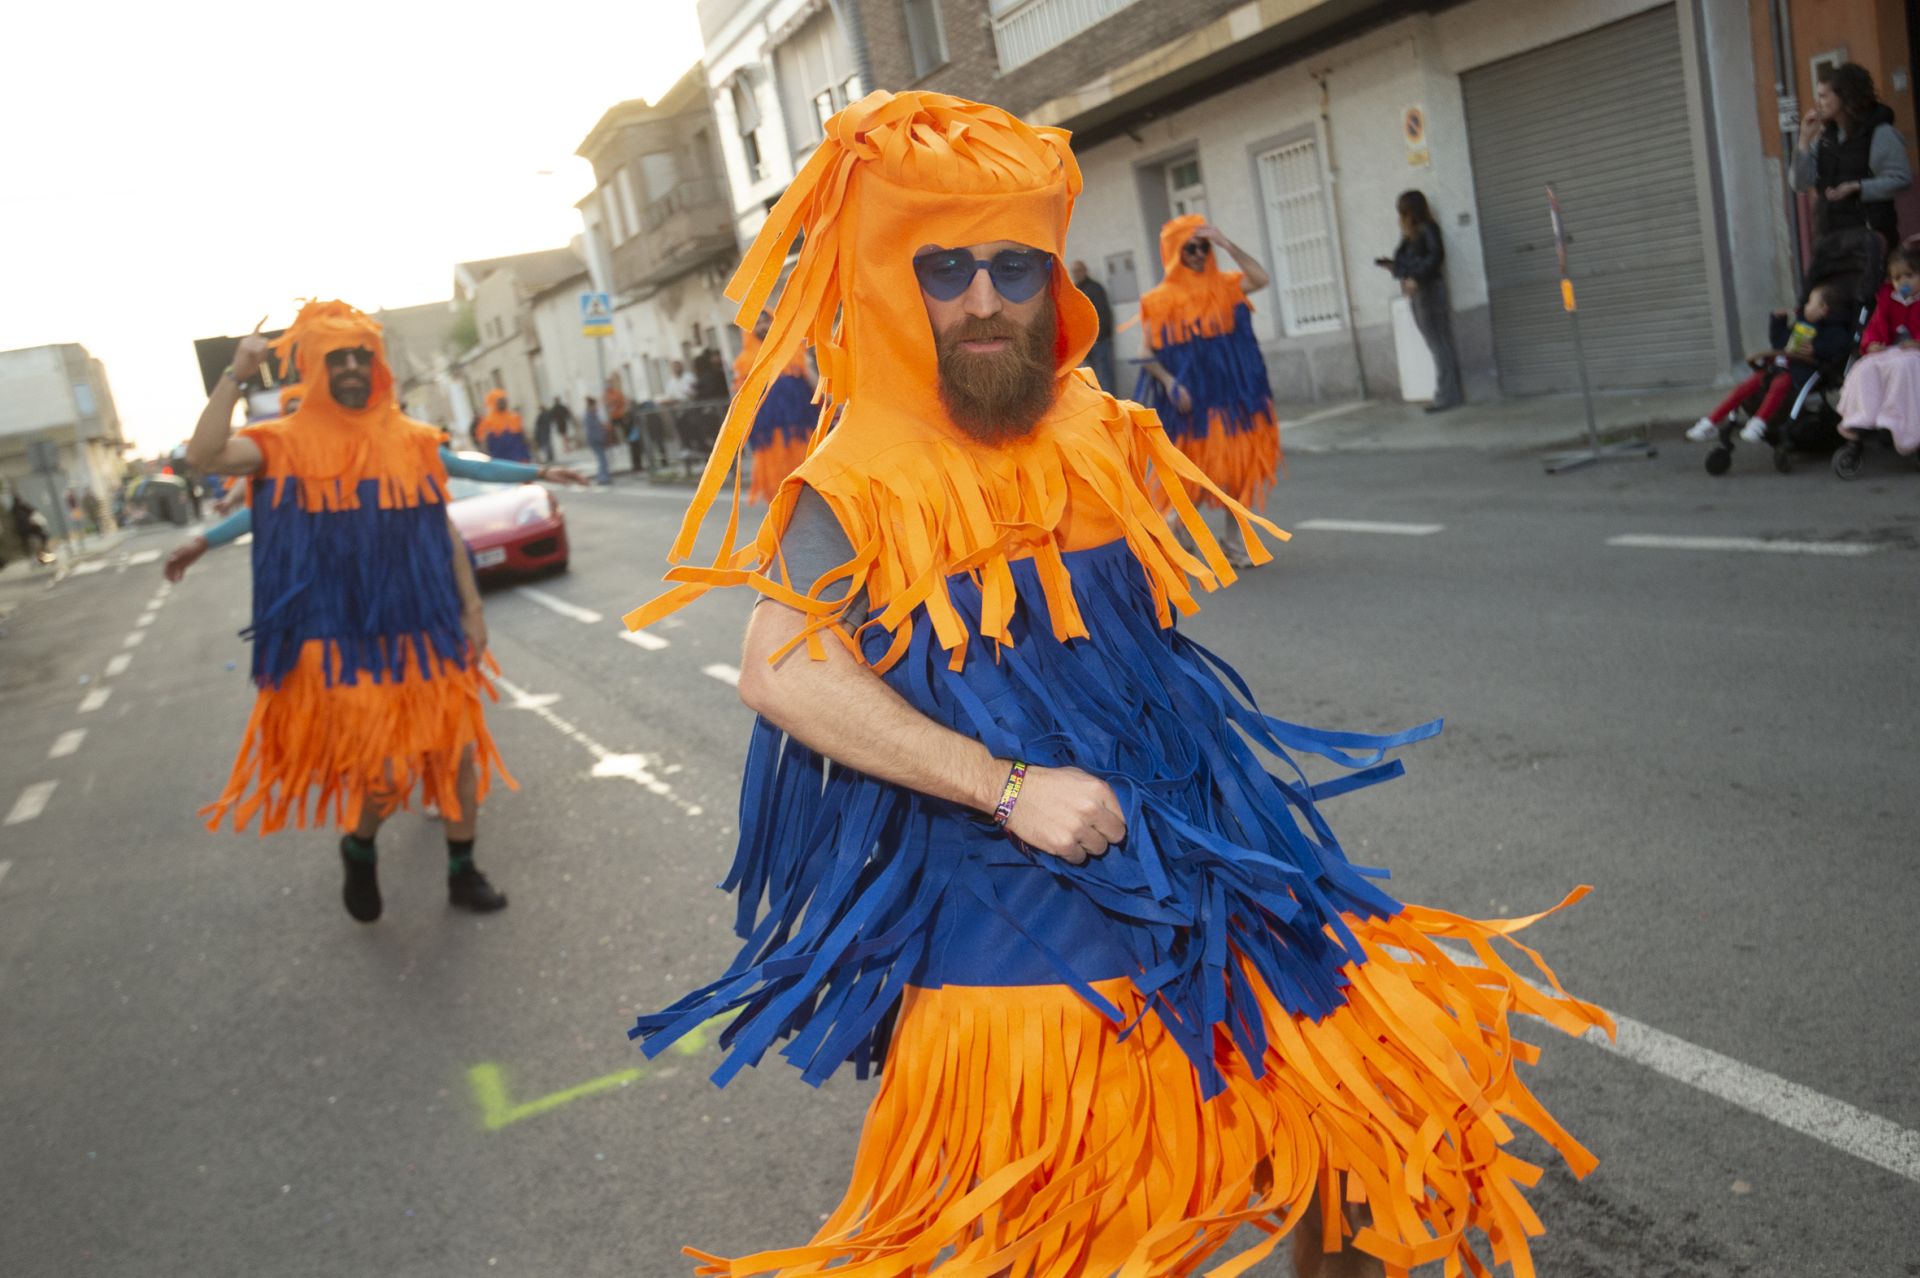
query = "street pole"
(1540, 186, 1657, 475)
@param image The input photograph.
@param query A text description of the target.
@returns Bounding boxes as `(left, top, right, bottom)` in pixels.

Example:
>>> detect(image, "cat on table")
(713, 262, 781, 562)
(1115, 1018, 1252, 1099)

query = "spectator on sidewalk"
(583, 395, 612, 484)
(1793, 63, 1911, 244)
(547, 395, 575, 452)
(533, 401, 558, 463)
(1836, 242, 1920, 455)
(657, 358, 700, 469)
(1070, 260, 1116, 391)
(1377, 189, 1463, 414)
(11, 494, 55, 565)
(1685, 284, 1850, 443)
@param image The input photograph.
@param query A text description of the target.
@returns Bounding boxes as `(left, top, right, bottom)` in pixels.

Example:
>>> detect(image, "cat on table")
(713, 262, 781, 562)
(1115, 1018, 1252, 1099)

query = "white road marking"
(516, 586, 603, 625)
(702, 663, 741, 687)
(146, 597, 167, 611)
(5, 782, 58, 826)
(136, 612, 157, 627)
(620, 629, 670, 652)
(105, 653, 132, 677)
(125, 549, 160, 566)
(1607, 534, 1875, 557)
(493, 678, 702, 817)
(1436, 942, 1920, 1185)
(78, 688, 111, 713)
(568, 484, 691, 502)
(71, 560, 106, 576)
(235, 533, 253, 546)
(1296, 519, 1445, 536)
(122, 630, 145, 648)
(1285, 401, 1370, 427)
(48, 730, 86, 759)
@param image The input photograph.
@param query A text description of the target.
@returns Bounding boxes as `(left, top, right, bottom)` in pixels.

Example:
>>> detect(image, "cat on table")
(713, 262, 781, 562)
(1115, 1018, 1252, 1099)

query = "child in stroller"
(1833, 242, 1920, 476)
(1687, 283, 1849, 445)
(1695, 228, 1883, 475)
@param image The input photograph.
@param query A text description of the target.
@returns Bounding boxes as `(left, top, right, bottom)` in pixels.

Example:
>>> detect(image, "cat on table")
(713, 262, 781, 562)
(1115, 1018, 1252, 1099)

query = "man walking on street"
(582, 394, 612, 484)
(186, 300, 512, 922)
(547, 395, 575, 455)
(1071, 258, 1116, 391)
(623, 90, 1608, 1277)
(533, 400, 558, 462)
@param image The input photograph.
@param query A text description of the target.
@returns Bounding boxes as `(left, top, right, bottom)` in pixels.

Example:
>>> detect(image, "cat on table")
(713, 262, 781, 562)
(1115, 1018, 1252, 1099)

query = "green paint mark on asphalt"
(469, 1062, 643, 1131)
(468, 1016, 732, 1130)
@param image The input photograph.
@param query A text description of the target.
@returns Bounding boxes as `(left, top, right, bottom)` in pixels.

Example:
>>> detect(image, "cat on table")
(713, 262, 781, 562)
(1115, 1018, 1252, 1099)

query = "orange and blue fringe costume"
(475, 388, 532, 462)
(624, 93, 1609, 1278)
(736, 333, 817, 504)
(1135, 213, 1282, 512)
(202, 301, 511, 835)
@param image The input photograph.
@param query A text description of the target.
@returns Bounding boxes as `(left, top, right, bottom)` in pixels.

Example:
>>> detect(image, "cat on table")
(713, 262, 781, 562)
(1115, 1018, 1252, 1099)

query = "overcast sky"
(0, 1, 705, 453)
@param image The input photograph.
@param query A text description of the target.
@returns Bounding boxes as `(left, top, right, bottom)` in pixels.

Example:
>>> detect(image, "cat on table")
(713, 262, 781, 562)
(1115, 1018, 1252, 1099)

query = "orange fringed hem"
(200, 640, 515, 834)
(748, 435, 808, 505)
(688, 893, 1611, 1278)
(1160, 409, 1283, 513)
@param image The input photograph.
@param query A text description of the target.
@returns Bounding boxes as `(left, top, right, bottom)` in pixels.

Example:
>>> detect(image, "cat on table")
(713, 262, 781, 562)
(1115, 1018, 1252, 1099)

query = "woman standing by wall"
(1792, 62, 1911, 245)
(1378, 190, 1463, 413)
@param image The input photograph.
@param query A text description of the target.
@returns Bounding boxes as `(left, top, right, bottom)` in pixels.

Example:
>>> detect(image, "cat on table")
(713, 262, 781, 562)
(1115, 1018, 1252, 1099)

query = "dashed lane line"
(78, 688, 111, 713)
(5, 782, 58, 827)
(492, 677, 702, 818)
(620, 629, 669, 652)
(122, 631, 145, 648)
(48, 730, 85, 759)
(124, 549, 160, 567)
(105, 654, 132, 677)
(1436, 941, 1920, 1186)
(702, 663, 741, 687)
(1607, 534, 1876, 557)
(136, 612, 157, 627)
(1296, 519, 1445, 536)
(516, 586, 603, 625)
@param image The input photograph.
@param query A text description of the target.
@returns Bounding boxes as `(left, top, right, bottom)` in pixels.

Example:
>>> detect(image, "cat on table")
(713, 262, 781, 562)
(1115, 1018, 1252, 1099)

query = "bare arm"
(1139, 358, 1192, 415)
(449, 517, 486, 658)
(1200, 225, 1271, 293)
(185, 322, 268, 476)
(738, 602, 1127, 864)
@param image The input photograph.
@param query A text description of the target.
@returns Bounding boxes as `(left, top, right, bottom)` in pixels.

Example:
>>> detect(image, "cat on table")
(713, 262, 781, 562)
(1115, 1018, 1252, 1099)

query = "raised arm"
(1199, 224, 1271, 293)
(185, 322, 268, 476)
(738, 601, 1126, 865)
(439, 447, 588, 487)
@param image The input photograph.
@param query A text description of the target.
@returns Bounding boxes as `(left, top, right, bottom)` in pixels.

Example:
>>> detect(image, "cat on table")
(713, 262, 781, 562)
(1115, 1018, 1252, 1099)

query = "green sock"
(447, 838, 475, 876)
(343, 834, 378, 864)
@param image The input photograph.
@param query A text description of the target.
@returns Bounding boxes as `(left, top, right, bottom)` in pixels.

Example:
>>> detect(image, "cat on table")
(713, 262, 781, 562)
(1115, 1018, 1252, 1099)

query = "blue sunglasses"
(911, 247, 1054, 303)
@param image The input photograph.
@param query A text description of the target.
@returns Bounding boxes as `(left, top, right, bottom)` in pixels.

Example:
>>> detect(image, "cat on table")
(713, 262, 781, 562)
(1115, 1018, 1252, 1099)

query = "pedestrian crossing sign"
(580, 292, 613, 338)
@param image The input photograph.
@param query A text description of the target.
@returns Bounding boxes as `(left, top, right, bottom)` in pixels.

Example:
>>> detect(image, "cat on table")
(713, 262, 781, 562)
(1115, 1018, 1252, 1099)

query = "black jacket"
(1075, 276, 1114, 342)
(1390, 222, 1445, 286)
(1814, 104, 1900, 240)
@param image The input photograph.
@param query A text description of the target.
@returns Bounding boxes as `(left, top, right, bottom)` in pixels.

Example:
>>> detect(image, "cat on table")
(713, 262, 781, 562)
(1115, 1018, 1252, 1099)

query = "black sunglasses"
(1180, 239, 1212, 260)
(912, 247, 1054, 303)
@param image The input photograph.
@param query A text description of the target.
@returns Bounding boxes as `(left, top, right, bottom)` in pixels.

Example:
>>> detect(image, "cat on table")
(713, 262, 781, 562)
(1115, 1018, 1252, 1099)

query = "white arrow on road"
(493, 677, 702, 817)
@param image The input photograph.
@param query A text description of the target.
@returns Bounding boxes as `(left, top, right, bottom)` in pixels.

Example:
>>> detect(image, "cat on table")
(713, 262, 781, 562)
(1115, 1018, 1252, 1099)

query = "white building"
(0, 343, 125, 529)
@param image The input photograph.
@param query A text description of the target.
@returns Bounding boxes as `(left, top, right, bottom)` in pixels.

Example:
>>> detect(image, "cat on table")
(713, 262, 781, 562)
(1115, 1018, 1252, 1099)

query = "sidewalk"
(1280, 386, 1703, 454)
(0, 525, 149, 627)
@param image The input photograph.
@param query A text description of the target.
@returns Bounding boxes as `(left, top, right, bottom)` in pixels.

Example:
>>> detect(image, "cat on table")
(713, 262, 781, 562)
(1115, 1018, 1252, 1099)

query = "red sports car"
(447, 467, 568, 579)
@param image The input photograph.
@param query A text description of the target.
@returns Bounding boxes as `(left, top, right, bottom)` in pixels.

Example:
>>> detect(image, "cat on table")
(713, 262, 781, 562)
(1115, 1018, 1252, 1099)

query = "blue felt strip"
(1132, 303, 1275, 441)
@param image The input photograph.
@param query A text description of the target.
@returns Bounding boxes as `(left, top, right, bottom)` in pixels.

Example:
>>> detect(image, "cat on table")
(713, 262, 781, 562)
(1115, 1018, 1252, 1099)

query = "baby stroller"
(1704, 228, 1883, 476)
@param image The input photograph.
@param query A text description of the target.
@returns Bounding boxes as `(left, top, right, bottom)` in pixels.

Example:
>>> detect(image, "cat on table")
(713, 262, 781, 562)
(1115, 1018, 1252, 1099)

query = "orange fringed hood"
(1139, 213, 1252, 345)
(246, 300, 444, 505)
(478, 389, 522, 435)
(624, 92, 1283, 669)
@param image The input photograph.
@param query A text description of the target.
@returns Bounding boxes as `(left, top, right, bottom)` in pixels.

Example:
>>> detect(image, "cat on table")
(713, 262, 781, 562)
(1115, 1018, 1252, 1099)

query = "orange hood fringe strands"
(1135, 213, 1283, 511)
(200, 300, 512, 835)
(621, 94, 1609, 1278)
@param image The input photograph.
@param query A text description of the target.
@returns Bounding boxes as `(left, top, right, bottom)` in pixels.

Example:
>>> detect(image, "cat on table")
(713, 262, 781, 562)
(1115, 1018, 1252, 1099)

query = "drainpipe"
(1767, 0, 1805, 296)
(827, 0, 875, 98)
(1315, 72, 1370, 399)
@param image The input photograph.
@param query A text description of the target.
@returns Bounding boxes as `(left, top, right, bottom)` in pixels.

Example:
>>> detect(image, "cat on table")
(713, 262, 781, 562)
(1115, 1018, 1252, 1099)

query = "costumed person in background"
(474, 388, 532, 461)
(1135, 214, 1280, 568)
(738, 310, 819, 504)
(624, 91, 1610, 1278)
(185, 302, 514, 922)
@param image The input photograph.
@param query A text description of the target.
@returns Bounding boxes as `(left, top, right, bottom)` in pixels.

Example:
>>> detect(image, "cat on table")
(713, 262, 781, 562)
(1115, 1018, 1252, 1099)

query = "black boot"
(448, 866, 508, 913)
(339, 836, 382, 923)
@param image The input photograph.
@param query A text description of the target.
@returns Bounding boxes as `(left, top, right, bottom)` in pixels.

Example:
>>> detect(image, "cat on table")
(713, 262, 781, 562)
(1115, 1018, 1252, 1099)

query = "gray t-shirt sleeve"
(761, 484, 870, 628)
(1862, 123, 1913, 202)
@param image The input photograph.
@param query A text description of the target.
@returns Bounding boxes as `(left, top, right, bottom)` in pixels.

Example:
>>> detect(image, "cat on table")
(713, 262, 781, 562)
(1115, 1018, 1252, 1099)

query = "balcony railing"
(991, 0, 1144, 72)
(641, 176, 730, 234)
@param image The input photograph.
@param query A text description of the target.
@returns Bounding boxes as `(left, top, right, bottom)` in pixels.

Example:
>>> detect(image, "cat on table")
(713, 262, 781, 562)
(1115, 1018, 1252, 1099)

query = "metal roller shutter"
(1463, 5, 1718, 395)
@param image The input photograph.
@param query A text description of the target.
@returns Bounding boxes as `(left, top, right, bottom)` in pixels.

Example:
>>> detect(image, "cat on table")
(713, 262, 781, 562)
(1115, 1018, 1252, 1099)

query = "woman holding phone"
(1377, 189, 1462, 413)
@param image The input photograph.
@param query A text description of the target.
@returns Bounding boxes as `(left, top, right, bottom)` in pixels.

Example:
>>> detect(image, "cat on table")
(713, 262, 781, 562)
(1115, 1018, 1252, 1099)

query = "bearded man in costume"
(1135, 216, 1281, 569)
(474, 388, 533, 462)
(187, 302, 512, 921)
(625, 94, 1608, 1278)
(737, 309, 820, 504)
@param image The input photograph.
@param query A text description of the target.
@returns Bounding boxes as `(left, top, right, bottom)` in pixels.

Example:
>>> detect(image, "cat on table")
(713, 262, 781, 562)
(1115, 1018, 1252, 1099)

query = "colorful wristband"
(991, 760, 1028, 827)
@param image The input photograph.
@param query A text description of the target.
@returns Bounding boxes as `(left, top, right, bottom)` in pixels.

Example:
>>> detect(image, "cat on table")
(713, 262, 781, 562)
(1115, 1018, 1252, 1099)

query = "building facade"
(575, 68, 740, 403)
(0, 343, 126, 531)
(716, 0, 1792, 405)
(451, 247, 594, 435)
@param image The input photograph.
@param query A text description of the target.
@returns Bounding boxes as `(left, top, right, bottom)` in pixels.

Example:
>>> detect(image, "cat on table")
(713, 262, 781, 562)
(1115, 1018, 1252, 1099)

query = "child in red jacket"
(1837, 244, 1920, 454)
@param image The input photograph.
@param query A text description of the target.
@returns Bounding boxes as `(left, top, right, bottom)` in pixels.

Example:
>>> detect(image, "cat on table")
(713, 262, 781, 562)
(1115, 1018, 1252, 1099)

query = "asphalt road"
(1, 433, 1915, 1277)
